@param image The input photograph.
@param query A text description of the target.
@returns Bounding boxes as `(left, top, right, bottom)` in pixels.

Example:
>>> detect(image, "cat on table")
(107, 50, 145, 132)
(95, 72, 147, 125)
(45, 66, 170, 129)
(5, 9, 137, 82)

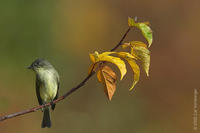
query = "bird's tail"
(41, 108, 51, 128)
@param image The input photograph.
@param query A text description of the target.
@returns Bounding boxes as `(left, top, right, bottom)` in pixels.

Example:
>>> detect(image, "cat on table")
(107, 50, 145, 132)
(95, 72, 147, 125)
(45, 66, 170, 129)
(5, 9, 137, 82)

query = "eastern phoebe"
(28, 58, 59, 128)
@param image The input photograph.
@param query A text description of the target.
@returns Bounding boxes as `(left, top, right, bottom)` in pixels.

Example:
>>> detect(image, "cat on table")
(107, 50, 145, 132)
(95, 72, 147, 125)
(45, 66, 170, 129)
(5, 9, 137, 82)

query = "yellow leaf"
(116, 52, 137, 59)
(116, 52, 140, 91)
(97, 65, 117, 100)
(127, 59, 140, 90)
(133, 46, 150, 76)
(121, 41, 150, 76)
(99, 55, 126, 80)
(122, 41, 147, 49)
(128, 17, 135, 27)
(130, 41, 147, 48)
(89, 51, 127, 80)
(89, 54, 96, 63)
(143, 21, 150, 26)
(100, 51, 116, 56)
(130, 42, 150, 76)
(121, 43, 130, 49)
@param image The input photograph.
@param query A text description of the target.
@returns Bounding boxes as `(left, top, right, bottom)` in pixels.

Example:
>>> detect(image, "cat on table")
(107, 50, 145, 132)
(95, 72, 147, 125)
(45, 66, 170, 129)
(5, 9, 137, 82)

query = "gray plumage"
(28, 58, 59, 128)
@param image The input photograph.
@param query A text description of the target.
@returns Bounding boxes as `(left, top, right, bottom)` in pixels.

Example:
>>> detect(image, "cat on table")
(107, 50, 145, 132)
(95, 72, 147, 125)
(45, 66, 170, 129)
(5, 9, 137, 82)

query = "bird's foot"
(50, 101, 54, 106)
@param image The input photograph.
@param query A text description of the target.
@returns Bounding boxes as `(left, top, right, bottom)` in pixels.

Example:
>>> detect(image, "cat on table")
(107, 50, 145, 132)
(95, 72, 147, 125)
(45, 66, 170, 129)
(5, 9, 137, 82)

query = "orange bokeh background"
(0, 0, 199, 132)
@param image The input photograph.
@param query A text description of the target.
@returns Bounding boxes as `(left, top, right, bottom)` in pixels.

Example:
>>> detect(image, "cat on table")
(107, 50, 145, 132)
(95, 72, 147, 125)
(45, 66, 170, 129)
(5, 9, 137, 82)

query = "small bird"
(28, 58, 59, 128)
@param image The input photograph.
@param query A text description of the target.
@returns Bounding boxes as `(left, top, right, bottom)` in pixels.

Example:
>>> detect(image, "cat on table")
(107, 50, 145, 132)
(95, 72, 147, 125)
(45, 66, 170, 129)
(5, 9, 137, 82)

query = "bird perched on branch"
(28, 58, 59, 128)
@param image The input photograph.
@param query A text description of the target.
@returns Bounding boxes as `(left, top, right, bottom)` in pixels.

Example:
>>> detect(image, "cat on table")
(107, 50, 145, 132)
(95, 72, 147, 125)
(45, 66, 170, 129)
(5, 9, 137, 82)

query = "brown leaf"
(97, 65, 117, 101)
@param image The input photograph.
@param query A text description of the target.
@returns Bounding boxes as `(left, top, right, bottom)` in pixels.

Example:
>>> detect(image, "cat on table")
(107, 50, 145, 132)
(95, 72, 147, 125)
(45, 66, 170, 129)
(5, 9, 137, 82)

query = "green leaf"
(136, 23, 153, 47)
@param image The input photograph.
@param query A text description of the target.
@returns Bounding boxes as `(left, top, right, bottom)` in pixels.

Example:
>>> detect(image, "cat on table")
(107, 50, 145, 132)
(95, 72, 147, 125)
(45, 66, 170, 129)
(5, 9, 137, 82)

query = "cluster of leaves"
(88, 17, 153, 100)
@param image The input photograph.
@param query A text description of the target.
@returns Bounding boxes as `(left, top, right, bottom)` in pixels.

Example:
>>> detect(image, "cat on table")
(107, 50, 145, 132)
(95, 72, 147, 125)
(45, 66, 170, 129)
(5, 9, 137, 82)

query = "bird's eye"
(34, 62, 40, 66)
(37, 62, 41, 66)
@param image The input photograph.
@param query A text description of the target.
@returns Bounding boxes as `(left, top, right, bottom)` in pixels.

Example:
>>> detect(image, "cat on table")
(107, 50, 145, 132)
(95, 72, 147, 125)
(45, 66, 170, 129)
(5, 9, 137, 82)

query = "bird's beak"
(27, 65, 33, 69)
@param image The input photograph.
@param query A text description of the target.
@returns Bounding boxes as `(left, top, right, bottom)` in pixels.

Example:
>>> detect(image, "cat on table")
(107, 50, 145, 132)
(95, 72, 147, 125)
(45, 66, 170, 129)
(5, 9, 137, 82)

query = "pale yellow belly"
(40, 81, 57, 103)
(38, 70, 58, 103)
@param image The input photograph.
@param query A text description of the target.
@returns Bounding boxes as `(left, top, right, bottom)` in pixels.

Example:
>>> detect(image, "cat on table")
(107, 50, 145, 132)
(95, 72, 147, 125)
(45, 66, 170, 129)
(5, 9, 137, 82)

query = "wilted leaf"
(116, 52, 140, 90)
(136, 23, 153, 47)
(97, 65, 117, 100)
(89, 51, 127, 80)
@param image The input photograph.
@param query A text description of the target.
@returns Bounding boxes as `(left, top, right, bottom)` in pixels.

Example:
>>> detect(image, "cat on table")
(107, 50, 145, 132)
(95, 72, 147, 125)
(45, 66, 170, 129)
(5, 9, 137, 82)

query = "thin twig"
(110, 27, 131, 51)
(0, 27, 132, 122)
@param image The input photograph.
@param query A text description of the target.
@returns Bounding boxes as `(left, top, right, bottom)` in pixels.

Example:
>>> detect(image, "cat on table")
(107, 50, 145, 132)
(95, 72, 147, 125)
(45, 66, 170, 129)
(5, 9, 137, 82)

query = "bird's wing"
(55, 72, 60, 99)
(51, 75, 59, 110)
(36, 75, 43, 105)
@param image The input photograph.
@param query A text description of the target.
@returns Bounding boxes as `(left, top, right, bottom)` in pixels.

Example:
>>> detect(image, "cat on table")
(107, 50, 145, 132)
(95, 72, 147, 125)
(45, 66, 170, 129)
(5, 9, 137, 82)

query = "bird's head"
(28, 58, 53, 72)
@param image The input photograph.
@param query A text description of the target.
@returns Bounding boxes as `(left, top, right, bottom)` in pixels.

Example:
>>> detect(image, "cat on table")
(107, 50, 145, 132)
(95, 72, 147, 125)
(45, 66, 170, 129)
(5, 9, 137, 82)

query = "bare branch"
(0, 27, 132, 122)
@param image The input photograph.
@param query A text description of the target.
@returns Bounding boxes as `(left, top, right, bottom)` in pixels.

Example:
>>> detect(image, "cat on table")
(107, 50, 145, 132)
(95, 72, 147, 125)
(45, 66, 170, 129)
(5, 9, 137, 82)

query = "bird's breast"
(37, 69, 58, 103)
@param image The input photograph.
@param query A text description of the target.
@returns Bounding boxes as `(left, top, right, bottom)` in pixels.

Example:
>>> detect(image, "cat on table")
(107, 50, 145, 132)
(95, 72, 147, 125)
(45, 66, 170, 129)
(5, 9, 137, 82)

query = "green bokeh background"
(0, 0, 199, 133)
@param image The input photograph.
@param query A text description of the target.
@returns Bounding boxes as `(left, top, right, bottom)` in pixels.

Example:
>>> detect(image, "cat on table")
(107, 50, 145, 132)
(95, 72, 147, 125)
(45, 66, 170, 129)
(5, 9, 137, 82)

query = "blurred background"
(0, 0, 199, 133)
